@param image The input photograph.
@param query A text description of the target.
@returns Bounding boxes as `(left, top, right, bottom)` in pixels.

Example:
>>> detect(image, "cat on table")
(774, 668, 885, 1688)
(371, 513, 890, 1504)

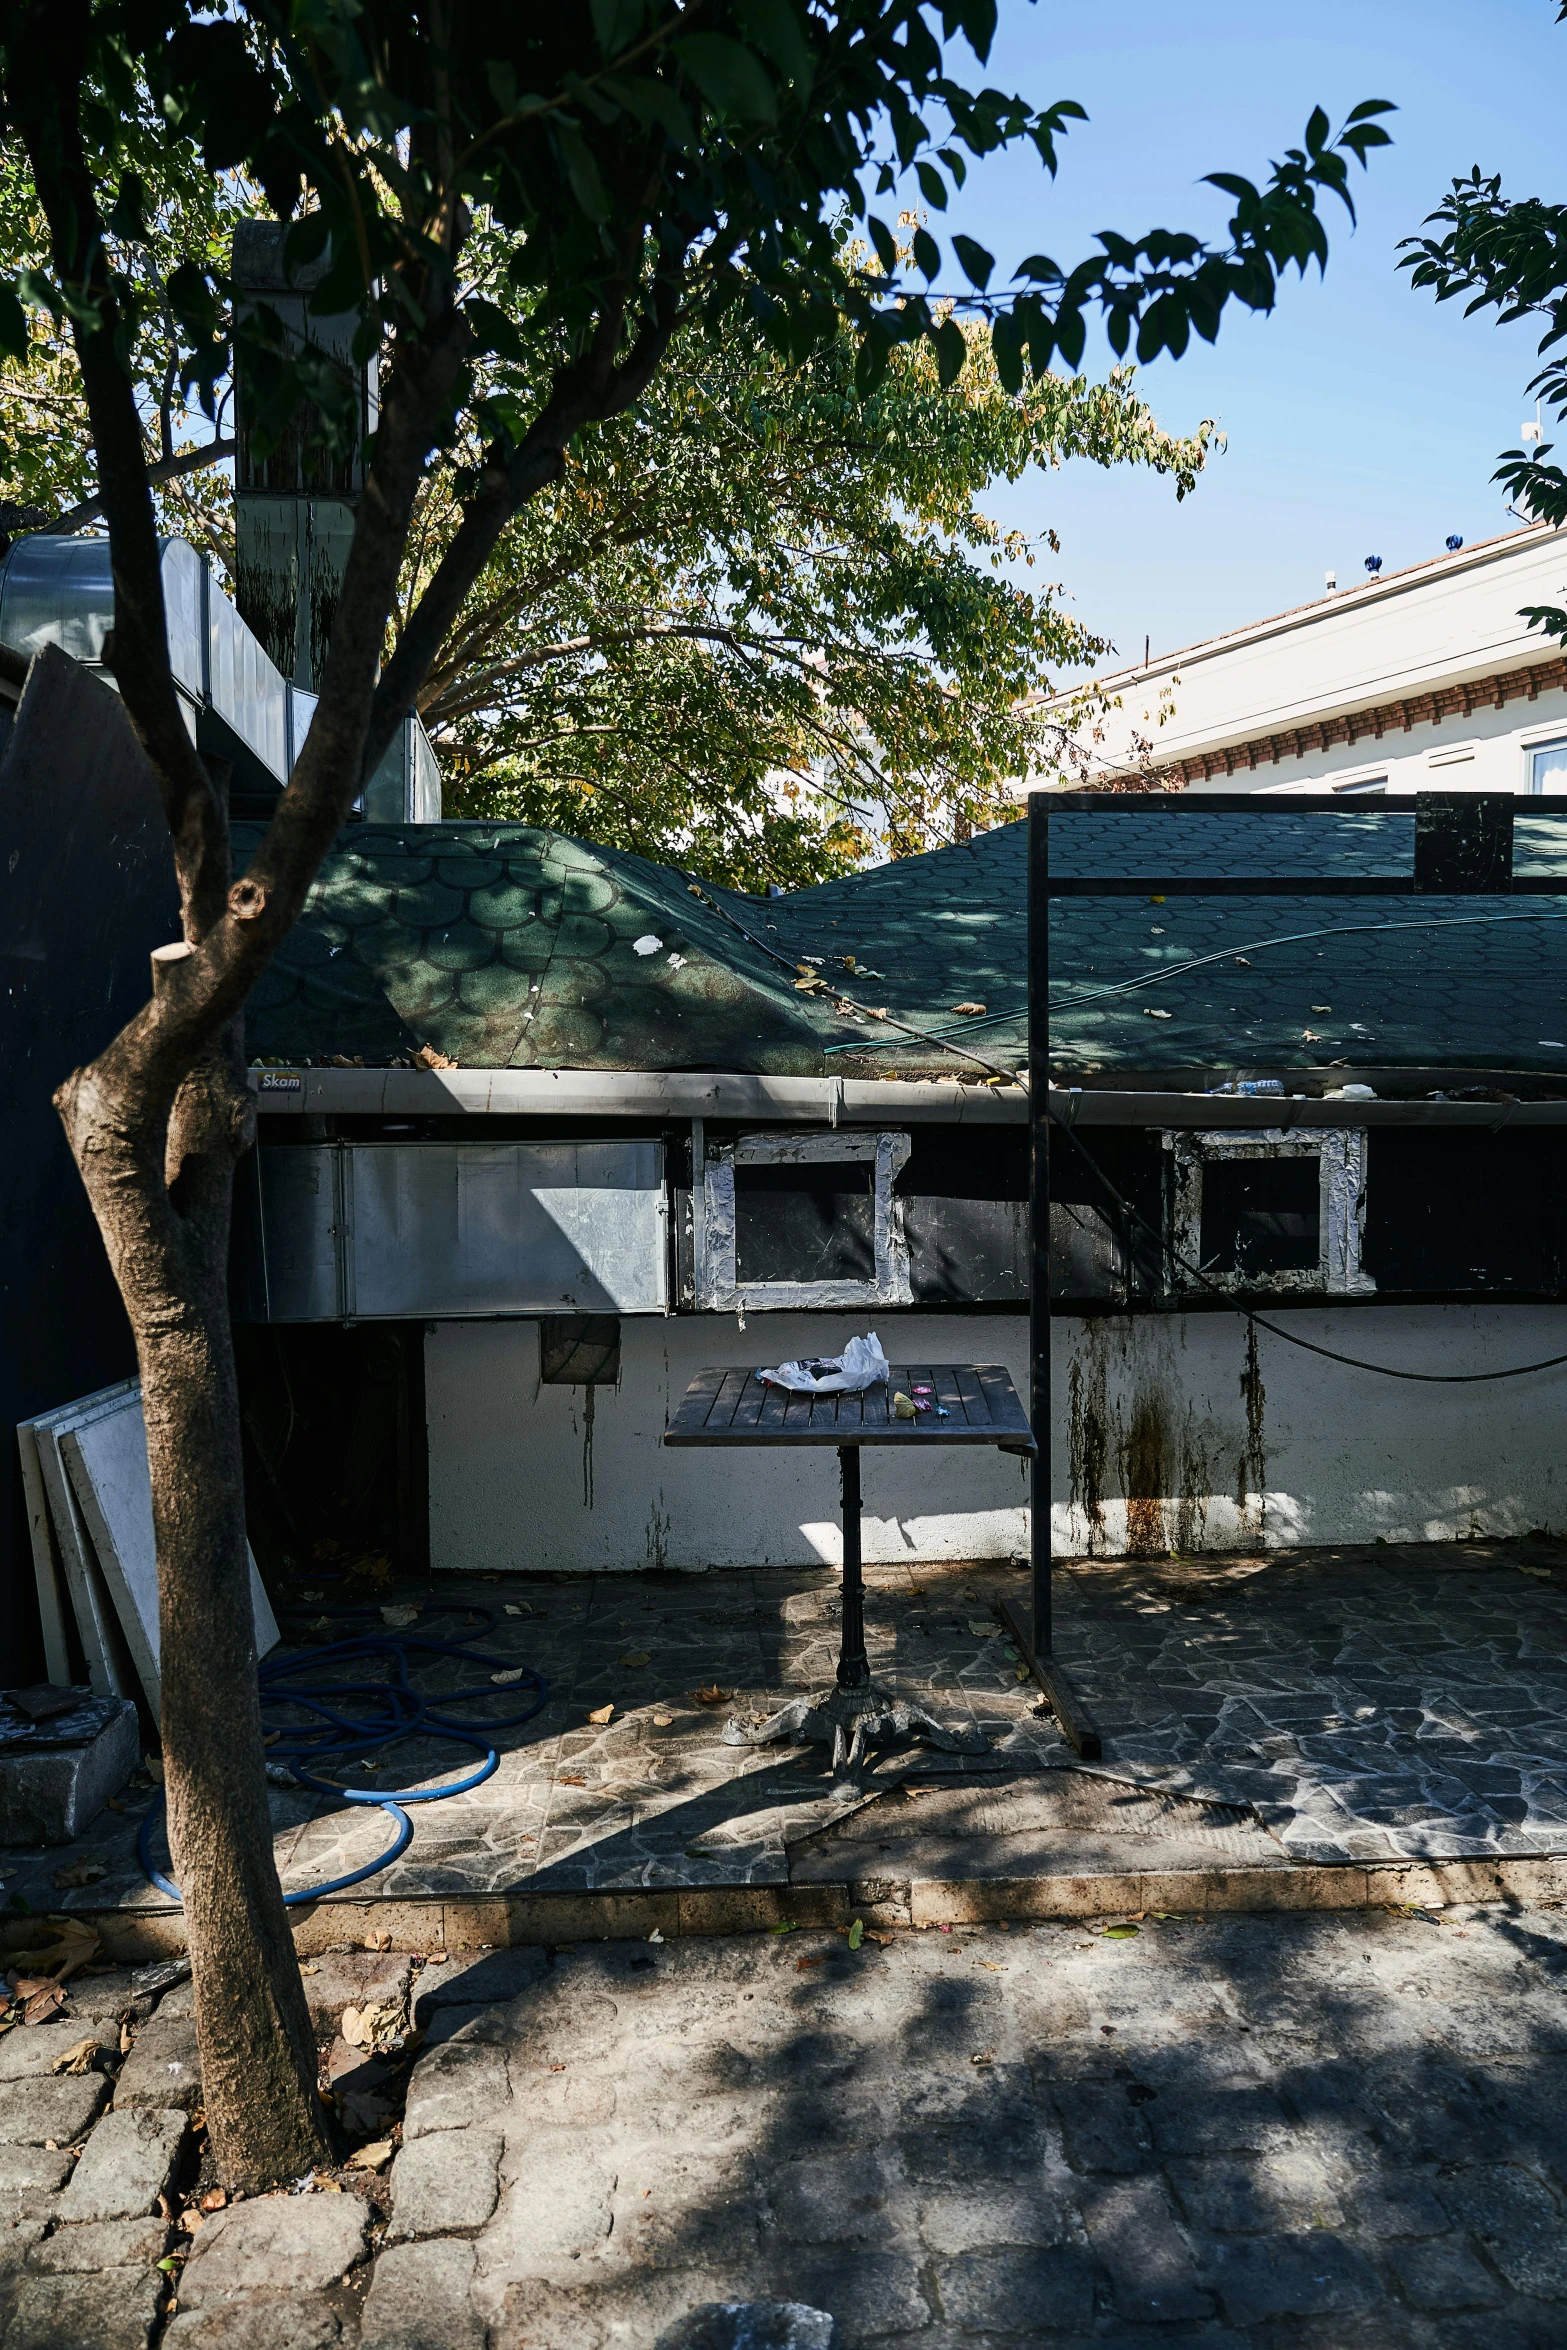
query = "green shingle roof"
(239, 803, 1567, 1081)
(238, 819, 1028, 1077)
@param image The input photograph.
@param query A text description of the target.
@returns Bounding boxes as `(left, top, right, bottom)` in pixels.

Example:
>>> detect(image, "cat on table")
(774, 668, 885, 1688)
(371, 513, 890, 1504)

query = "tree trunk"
(58, 1000, 332, 2188)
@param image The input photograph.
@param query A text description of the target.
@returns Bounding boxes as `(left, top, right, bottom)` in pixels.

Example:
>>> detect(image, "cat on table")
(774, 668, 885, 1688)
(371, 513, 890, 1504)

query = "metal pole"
(1027, 793, 1052, 1657)
(835, 1444, 869, 1688)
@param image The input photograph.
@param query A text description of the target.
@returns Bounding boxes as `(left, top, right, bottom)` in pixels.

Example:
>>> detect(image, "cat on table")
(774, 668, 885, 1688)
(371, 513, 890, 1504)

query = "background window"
(1529, 737, 1567, 794)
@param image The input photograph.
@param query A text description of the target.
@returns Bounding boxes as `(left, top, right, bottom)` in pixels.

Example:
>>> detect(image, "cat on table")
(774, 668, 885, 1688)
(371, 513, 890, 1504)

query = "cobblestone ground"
(9, 1899, 1567, 2346)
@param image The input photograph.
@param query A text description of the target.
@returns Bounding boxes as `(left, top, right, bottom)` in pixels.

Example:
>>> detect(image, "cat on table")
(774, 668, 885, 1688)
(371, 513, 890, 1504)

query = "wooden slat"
(730, 1372, 768, 1431)
(932, 1365, 965, 1422)
(952, 1366, 989, 1429)
(975, 1362, 1033, 1450)
(757, 1379, 791, 1432)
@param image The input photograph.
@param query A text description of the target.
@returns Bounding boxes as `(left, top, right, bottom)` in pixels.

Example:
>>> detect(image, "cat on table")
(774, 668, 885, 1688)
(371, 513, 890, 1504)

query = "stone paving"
(1053, 1542, 1567, 1865)
(11, 1546, 1567, 1927)
(0, 1564, 1065, 1923)
(10, 1900, 1567, 2344)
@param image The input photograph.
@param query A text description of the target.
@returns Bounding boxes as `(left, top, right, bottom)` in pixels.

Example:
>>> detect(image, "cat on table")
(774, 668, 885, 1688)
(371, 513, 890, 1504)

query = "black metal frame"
(1024, 784, 1557, 1759)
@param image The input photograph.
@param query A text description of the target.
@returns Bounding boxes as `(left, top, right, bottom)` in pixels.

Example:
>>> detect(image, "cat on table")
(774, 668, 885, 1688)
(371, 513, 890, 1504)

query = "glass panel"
(1530, 738, 1567, 794)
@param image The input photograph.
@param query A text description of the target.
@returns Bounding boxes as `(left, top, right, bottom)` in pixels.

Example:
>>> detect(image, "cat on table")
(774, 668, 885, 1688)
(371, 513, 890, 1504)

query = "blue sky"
(903, 0, 1567, 673)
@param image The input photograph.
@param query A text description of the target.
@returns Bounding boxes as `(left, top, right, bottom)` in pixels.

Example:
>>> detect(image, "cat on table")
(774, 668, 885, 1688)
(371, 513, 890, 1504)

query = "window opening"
(699, 1131, 911, 1311)
(1529, 736, 1567, 795)
(1165, 1130, 1374, 1298)
(734, 1160, 875, 1285)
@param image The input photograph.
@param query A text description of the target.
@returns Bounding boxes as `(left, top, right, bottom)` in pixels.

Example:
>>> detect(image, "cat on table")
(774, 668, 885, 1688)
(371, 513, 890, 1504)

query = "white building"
(1061, 520, 1567, 800)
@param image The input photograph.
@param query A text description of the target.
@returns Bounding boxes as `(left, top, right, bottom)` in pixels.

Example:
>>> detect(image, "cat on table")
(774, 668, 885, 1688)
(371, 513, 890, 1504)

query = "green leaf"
(674, 34, 778, 123)
(556, 124, 611, 222)
(867, 215, 899, 274)
(105, 172, 150, 244)
(990, 309, 1024, 394)
(485, 57, 518, 112)
(771, 1919, 799, 1935)
(912, 228, 940, 280)
(950, 234, 993, 291)
(590, 0, 644, 58)
(1101, 1922, 1140, 1939)
(915, 159, 948, 211)
(933, 316, 966, 387)
(0, 283, 29, 362)
(847, 1917, 864, 1950)
(466, 297, 526, 365)
(733, 0, 812, 84)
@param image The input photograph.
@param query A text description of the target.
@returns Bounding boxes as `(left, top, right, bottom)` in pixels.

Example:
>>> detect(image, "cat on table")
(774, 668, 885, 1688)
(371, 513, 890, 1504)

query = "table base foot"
(722, 1681, 989, 1773)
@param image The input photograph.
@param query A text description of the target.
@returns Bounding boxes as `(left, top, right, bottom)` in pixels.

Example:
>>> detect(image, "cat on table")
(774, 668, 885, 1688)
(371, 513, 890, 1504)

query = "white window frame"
(1522, 729, 1567, 795)
(1164, 1129, 1374, 1298)
(1329, 772, 1389, 797)
(698, 1129, 912, 1312)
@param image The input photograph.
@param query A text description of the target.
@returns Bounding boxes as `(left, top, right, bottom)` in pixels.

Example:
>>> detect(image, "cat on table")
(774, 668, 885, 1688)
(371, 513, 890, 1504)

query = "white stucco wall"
(425, 1313, 1034, 1574)
(1050, 522, 1567, 789)
(425, 1302, 1567, 1572)
(1053, 1304, 1567, 1557)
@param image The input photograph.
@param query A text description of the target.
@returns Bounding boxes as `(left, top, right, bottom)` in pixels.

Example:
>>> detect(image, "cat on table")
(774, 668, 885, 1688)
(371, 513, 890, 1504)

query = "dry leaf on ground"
(380, 1604, 419, 1629)
(652, 1713, 675, 1727)
(617, 1652, 651, 1668)
(51, 1860, 107, 1889)
(51, 2037, 99, 2074)
(557, 1774, 586, 1787)
(586, 1704, 614, 1726)
(491, 1668, 526, 1686)
(950, 1002, 988, 1016)
(348, 2141, 393, 2171)
(690, 1686, 731, 1706)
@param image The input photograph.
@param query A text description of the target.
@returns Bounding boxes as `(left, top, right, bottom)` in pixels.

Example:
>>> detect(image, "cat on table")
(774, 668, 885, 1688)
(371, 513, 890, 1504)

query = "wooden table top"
(664, 1364, 1035, 1453)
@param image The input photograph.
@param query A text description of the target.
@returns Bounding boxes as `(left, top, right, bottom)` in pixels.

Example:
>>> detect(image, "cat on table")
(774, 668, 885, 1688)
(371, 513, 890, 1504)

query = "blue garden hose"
(138, 1601, 548, 1906)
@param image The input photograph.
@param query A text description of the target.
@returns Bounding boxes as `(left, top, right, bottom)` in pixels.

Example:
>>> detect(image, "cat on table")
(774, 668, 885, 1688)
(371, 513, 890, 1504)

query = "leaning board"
(21, 1383, 141, 1700)
(61, 1392, 279, 1724)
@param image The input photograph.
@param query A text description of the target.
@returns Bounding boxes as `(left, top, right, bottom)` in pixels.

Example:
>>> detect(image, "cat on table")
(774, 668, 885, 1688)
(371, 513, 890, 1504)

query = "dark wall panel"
(0, 648, 180, 1674)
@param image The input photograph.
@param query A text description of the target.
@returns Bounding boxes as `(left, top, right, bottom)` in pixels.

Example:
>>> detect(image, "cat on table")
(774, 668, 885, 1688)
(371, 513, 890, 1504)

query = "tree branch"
(51, 435, 236, 532)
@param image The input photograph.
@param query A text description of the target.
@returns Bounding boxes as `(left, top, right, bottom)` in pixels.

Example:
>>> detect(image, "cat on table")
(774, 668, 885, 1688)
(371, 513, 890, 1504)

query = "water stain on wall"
(1065, 1316, 1257, 1557)
(1119, 1384, 1172, 1556)
(1067, 1348, 1109, 1539)
(1236, 1320, 1267, 1526)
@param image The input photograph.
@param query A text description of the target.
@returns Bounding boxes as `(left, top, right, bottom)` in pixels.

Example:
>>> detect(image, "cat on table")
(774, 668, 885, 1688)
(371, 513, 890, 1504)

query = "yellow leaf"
(586, 1704, 614, 1726)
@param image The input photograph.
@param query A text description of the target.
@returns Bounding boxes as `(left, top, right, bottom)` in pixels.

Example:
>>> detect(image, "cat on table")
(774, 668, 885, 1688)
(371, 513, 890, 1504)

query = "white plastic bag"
(756, 1331, 890, 1394)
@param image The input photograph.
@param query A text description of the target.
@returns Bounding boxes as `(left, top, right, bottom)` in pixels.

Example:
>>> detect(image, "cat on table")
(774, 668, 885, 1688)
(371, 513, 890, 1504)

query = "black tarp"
(0, 646, 179, 1674)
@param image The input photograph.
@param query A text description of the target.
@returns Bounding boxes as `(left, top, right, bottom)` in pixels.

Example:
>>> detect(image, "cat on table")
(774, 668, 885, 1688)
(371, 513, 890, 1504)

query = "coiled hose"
(139, 1600, 548, 1906)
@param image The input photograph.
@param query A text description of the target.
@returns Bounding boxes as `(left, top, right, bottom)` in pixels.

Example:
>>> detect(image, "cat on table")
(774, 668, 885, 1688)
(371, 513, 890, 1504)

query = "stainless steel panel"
(243, 1140, 666, 1318)
(250, 1146, 343, 1319)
